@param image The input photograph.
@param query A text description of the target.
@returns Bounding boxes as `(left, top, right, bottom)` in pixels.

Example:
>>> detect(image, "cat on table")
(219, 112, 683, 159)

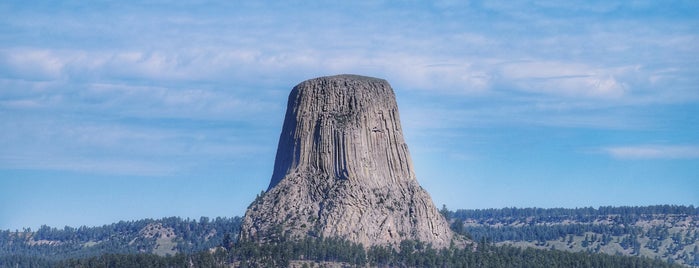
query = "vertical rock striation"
(240, 74, 458, 248)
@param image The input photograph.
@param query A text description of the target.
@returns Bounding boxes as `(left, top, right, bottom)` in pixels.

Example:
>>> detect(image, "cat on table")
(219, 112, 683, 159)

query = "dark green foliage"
(0, 216, 242, 262)
(451, 205, 697, 244)
(463, 223, 644, 243)
(0, 254, 53, 268)
(2, 205, 696, 267)
(449, 205, 698, 266)
(453, 205, 697, 223)
(53, 253, 196, 268)
(5, 237, 684, 268)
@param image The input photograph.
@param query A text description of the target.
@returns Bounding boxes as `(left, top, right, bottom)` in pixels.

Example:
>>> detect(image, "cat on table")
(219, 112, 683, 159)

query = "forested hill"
(1, 216, 242, 261)
(443, 205, 699, 267)
(1, 205, 697, 267)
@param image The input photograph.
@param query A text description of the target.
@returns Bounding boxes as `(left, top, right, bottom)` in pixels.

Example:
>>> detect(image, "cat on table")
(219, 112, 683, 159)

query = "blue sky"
(1, 1, 698, 230)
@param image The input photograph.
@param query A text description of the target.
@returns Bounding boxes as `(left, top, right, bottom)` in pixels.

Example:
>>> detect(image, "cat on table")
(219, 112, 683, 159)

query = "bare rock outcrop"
(240, 74, 459, 248)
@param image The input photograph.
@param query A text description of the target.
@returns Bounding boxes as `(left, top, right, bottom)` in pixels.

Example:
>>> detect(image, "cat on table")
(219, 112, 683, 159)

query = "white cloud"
(2, 0, 697, 176)
(603, 145, 699, 159)
(83, 82, 280, 120)
(498, 61, 629, 98)
(1, 49, 66, 80)
(382, 61, 491, 94)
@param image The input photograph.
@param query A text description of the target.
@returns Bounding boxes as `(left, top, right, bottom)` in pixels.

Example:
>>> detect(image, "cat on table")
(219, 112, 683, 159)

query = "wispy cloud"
(0, 154, 177, 176)
(603, 145, 699, 160)
(497, 61, 631, 98)
(0, 112, 274, 176)
(0, 0, 697, 230)
(2, 0, 697, 103)
(1, 0, 697, 176)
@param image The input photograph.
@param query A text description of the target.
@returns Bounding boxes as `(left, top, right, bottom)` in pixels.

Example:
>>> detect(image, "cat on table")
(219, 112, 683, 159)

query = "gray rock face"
(240, 74, 457, 248)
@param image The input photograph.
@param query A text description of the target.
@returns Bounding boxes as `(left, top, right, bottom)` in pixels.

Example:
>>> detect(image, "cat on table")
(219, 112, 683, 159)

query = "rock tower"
(240, 74, 457, 248)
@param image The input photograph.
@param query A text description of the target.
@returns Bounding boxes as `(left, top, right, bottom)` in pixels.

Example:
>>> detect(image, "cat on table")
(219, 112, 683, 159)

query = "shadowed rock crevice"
(240, 74, 459, 248)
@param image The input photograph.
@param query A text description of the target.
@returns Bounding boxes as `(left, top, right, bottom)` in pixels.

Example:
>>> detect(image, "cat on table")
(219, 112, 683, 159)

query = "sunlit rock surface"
(240, 75, 458, 248)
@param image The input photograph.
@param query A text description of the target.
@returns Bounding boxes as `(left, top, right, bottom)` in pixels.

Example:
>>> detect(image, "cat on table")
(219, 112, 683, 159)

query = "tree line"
(442, 205, 699, 266)
(1, 236, 686, 268)
(0, 216, 242, 261)
(3, 205, 696, 267)
(450, 205, 697, 224)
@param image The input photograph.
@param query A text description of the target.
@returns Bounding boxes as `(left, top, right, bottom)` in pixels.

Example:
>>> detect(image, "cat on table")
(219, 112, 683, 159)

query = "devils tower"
(240, 74, 457, 248)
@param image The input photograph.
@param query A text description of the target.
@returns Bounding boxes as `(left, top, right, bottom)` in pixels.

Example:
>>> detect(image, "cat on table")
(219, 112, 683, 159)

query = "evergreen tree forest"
(1, 205, 697, 267)
(1, 236, 687, 268)
(445, 205, 699, 266)
(0, 216, 242, 262)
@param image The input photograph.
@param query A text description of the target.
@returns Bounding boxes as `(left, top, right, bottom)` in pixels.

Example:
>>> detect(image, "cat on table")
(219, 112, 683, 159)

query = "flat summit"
(240, 74, 457, 248)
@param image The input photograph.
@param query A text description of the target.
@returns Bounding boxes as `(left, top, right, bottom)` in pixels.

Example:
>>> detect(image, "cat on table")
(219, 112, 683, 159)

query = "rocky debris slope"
(240, 75, 459, 248)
